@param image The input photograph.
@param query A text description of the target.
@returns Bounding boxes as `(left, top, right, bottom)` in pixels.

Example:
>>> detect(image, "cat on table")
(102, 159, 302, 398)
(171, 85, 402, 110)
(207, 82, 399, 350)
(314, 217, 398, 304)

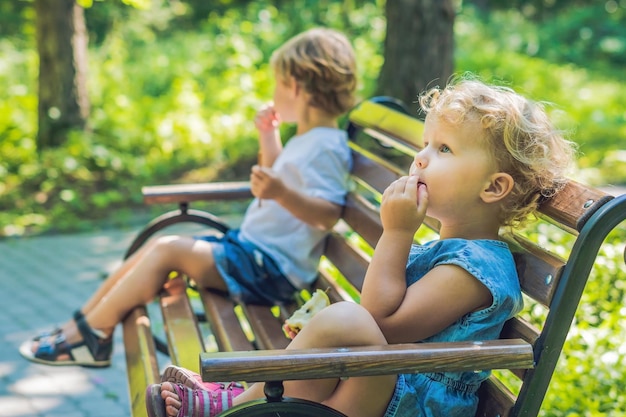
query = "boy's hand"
(380, 175, 428, 234)
(250, 165, 286, 200)
(254, 104, 279, 134)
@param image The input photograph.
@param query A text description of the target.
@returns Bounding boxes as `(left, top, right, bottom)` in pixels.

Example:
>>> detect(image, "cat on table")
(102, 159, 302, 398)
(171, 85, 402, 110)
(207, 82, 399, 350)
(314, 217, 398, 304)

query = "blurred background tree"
(35, 0, 89, 151)
(377, 0, 455, 109)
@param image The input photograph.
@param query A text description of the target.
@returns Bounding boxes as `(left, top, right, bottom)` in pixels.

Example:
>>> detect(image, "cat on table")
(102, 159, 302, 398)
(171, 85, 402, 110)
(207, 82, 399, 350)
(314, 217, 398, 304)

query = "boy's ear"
(481, 172, 514, 203)
(289, 77, 300, 96)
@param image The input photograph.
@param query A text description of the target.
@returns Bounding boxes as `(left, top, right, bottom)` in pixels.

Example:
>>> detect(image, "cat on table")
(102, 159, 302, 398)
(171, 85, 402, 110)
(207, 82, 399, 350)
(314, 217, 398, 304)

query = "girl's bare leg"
(160, 302, 396, 417)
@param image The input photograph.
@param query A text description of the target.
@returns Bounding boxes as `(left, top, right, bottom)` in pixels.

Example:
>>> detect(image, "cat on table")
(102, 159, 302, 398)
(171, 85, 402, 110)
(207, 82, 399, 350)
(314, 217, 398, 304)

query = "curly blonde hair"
(419, 76, 576, 227)
(270, 28, 357, 117)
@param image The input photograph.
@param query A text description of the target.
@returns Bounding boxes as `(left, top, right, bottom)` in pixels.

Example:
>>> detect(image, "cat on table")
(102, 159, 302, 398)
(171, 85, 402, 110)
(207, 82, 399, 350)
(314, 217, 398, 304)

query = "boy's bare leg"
(34, 239, 158, 341)
(79, 238, 161, 315)
(85, 235, 227, 330)
(31, 235, 228, 358)
(29, 239, 161, 352)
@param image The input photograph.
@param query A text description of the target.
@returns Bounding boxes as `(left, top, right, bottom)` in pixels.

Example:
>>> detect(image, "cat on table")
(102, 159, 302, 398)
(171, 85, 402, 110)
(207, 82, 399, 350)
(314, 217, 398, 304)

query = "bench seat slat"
(160, 289, 205, 370)
(122, 307, 160, 417)
(201, 339, 534, 383)
(199, 290, 255, 352)
(239, 304, 290, 350)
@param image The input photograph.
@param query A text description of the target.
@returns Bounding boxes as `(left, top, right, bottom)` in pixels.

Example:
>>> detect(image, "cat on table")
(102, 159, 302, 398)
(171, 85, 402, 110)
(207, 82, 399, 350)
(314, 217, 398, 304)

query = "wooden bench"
(121, 97, 626, 417)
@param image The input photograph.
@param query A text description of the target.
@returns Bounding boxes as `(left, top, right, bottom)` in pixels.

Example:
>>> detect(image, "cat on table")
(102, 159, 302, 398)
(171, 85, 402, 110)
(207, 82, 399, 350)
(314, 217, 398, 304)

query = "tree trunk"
(377, 0, 455, 114)
(35, 0, 89, 150)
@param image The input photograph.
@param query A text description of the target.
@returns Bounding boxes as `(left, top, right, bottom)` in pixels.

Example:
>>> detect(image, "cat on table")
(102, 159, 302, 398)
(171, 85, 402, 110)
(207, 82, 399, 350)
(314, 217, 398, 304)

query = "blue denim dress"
(383, 239, 523, 417)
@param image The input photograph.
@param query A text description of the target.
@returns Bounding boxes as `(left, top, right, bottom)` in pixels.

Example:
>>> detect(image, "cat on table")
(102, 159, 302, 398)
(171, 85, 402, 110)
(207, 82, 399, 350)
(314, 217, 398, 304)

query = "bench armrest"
(142, 181, 253, 205)
(200, 339, 534, 383)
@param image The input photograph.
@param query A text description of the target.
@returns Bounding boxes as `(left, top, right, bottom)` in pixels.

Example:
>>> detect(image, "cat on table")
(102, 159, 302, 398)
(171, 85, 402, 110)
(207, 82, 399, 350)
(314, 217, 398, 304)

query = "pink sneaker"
(160, 365, 245, 394)
(146, 382, 241, 417)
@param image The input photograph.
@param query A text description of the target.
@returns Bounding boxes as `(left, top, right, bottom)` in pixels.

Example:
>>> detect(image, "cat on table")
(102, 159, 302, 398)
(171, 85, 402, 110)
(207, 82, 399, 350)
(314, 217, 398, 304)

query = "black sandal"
(19, 313, 112, 368)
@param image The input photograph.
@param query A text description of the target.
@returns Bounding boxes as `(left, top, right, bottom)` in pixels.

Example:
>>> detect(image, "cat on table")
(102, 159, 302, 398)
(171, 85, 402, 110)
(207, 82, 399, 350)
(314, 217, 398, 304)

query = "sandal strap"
(34, 333, 71, 360)
(160, 365, 246, 395)
(173, 383, 234, 417)
(223, 382, 245, 396)
(75, 315, 112, 362)
(210, 388, 234, 414)
(32, 310, 83, 342)
(73, 309, 84, 321)
(31, 331, 100, 364)
(32, 327, 62, 342)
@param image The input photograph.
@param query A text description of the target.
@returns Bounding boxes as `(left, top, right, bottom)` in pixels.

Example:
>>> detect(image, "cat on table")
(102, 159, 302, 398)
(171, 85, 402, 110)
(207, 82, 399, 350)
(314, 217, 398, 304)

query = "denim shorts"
(195, 229, 298, 305)
(383, 373, 478, 417)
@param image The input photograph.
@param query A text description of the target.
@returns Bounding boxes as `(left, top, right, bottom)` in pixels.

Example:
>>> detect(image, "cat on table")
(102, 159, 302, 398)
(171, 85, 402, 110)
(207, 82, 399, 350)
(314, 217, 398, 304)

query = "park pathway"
(0, 228, 138, 417)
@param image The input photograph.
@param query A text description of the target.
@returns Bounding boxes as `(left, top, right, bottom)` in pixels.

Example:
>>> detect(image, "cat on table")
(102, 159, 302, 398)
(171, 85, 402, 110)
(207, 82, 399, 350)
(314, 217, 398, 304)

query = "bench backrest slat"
(501, 317, 540, 346)
(537, 180, 613, 232)
(347, 98, 425, 151)
(342, 194, 384, 248)
(476, 377, 517, 417)
(315, 269, 358, 304)
(323, 233, 370, 293)
(350, 148, 403, 195)
(504, 233, 565, 307)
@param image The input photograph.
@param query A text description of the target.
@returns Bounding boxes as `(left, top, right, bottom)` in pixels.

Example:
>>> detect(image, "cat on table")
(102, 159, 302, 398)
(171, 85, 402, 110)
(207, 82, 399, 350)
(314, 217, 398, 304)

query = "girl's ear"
(481, 172, 514, 203)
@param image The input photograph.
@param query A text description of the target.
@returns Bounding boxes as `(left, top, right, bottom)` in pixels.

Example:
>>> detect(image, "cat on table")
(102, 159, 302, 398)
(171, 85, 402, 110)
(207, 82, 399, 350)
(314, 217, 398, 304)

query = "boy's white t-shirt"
(238, 127, 352, 289)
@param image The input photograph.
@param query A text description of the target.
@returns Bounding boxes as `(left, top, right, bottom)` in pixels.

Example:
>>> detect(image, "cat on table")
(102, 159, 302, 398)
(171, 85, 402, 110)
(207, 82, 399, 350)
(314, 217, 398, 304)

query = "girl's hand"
(254, 104, 279, 135)
(380, 175, 428, 234)
(250, 165, 286, 200)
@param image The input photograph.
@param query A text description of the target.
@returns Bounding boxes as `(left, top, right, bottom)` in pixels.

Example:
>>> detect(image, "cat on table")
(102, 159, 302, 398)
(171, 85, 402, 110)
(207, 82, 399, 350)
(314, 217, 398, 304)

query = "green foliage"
(0, 0, 385, 236)
(0, 1, 33, 39)
(542, 228, 626, 416)
(535, 4, 626, 70)
(455, 6, 626, 187)
(505, 218, 626, 415)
